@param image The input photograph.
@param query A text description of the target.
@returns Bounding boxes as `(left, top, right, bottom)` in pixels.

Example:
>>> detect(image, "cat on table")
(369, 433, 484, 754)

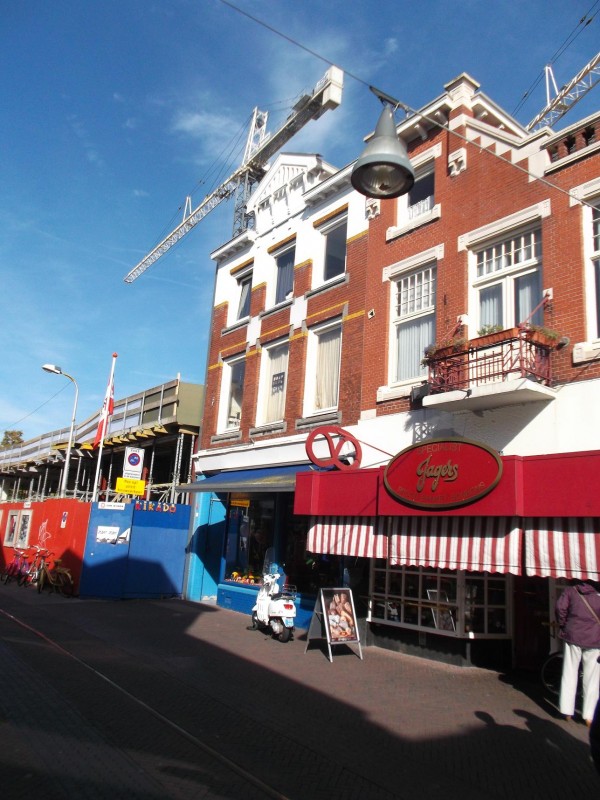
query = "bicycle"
(18, 545, 48, 588)
(540, 623, 584, 711)
(37, 552, 74, 597)
(2, 547, 31, 585)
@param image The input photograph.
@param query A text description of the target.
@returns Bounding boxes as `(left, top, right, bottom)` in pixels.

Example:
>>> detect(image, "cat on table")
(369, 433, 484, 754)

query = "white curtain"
(515, 270, 542, 326)
(479, 284, 502, 328)
(396, 314, 435, 381)
(315, 327, 341, 409)
(265, 344, 288, 422)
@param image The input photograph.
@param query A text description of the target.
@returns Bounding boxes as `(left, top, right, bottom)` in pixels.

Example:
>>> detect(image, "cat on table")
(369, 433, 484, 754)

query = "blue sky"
(1, 0, 598, 441)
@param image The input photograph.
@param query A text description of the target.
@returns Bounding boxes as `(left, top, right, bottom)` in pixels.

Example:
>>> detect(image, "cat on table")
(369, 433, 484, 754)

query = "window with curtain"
(475, 228, 542, 329)
(225, 358, 245, 429)
(593, 205, 600, 338)
(392, 264, 436, 383)
(274, 246, 295, 304)
(263, 342, 289, 424)
(306, 323, 342, 414)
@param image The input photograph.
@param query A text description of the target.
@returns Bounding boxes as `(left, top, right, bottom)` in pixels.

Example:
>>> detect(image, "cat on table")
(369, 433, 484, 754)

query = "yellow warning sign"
(116, 477, 146, 496)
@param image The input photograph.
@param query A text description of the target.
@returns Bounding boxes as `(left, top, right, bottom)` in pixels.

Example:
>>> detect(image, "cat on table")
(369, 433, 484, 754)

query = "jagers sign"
(384, 437, 503, 510)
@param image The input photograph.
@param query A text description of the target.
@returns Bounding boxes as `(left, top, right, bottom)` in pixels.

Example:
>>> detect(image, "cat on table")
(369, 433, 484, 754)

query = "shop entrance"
(513, 575, 550, 670)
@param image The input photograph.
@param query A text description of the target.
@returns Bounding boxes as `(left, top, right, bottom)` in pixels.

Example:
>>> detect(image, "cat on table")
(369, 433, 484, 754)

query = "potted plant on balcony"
(470, 324, 520, 348)
(422, 336, 468, 364)
(519, 324, 563, 348)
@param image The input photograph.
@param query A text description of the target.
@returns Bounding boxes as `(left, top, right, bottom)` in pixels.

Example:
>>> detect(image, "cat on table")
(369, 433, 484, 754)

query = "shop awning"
(307, 516, 388, 559)
(178, 465, 314, 494)
(525, 518, 600, 580)
(384, 516, 522, 574)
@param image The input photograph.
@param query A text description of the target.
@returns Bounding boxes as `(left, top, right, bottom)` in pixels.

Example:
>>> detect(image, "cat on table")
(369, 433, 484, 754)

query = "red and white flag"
(93, 353, 117, 448)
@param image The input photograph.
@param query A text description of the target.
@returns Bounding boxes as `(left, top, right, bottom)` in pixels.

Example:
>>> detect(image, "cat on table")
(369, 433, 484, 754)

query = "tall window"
(225, 358, 245, 429)
(261, 342, 289, 424)
(407, 168, 434, 221)
(275, 246, 295, 304)
(593, 205, 600, 338)
(475, 228, 543, 329)
(305, 322, 342, 415)
(237, 273, 252, 320)
(323, 218, 347, 281)
(393, 264, 436, 382)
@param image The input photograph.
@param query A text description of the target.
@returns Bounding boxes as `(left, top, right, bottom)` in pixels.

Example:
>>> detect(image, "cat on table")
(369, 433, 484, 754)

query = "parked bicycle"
(2, 547, 31, 585)
(18, 545, 48, 588)
(37, 552, 74, 597)
(540, 622, 583, 710)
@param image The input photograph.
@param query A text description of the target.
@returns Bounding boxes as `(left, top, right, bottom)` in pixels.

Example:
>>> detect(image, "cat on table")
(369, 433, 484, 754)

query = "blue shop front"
(182, 464, 370, 629)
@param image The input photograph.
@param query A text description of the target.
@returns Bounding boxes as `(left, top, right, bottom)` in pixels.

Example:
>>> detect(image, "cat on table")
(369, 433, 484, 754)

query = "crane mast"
(526, 51, 600, 132)
(124, 66, 344, 284)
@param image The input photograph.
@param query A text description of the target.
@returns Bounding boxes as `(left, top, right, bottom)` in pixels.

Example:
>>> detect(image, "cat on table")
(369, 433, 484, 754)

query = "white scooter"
(251, 559, 297, 643)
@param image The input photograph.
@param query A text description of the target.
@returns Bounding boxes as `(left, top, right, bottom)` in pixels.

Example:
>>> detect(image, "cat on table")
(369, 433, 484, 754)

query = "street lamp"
(42, 364, 79, 498)
(351, 103, 415, 199)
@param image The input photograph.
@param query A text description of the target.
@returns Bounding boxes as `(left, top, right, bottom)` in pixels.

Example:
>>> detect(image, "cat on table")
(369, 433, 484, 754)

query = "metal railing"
(426, 329, 553, 393)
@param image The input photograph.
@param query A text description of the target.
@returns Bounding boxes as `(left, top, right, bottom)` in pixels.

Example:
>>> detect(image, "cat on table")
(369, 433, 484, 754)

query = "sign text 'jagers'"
(384, 438, 503, 510)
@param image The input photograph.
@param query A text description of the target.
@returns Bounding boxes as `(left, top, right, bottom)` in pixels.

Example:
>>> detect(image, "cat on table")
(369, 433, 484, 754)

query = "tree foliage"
(0, 430, 24, 450)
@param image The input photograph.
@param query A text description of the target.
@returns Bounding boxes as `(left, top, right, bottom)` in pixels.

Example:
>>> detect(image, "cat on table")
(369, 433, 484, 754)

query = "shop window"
(369, 564, 510, 638)
(392, 263, 436, 383)
(475, 228, 543, 329)
(223, 492, 350, 595)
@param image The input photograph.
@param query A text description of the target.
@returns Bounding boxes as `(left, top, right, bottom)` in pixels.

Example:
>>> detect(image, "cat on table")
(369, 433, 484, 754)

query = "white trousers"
(559, 642, 600, 721)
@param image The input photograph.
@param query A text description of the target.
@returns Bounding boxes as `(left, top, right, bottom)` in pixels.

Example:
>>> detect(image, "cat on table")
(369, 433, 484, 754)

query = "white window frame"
(377, 246, 442, 402)
(318, 215, 347, 285)
(256, 339, 289, 426)
(236, 272, 252, 322)
(4, 509, 33, 548)
(303, 320, 342, 417)
(387, 143, 442, 241)
(273, 244, 295, 306)
(471, 228, 543, 331)
(218, 355, 246, 432)
(571, 179, 600, 343)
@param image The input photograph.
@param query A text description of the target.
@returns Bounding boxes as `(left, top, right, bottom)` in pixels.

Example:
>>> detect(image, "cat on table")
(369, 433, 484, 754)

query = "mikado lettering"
(415, 456, 459, 492)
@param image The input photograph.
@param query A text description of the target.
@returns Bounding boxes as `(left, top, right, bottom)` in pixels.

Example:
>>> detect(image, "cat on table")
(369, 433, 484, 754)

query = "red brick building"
(188, 74, 600, 670)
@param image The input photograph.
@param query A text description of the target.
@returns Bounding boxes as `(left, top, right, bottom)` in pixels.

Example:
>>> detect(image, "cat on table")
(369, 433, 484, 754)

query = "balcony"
(421, 327, 559, 412)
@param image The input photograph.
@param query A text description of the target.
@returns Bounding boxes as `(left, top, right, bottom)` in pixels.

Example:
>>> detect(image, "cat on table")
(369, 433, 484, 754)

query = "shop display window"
(369, 563, 511, 639)
(223, 492, 357, 595)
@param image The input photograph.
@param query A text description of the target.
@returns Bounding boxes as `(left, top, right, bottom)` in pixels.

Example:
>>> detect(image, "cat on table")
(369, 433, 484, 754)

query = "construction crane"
(124, 66, 344, 284)
(526, 51, 600, 131)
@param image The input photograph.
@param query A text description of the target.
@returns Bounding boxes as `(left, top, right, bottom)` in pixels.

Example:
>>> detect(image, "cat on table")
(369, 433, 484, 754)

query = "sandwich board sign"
(304, 588, 362, 661)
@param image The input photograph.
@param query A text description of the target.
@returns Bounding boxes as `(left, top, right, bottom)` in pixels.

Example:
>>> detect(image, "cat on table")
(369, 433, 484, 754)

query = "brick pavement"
(0, 581, 598, 799)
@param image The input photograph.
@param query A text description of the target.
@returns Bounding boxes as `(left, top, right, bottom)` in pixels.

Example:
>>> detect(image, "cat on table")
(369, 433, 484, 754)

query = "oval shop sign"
(384, 437, 503, 510)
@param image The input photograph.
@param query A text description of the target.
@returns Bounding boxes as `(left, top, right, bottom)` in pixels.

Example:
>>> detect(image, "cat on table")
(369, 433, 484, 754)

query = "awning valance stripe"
(307, 516, 387, 559)
(525, 517, 600, 580)
(384, 516, 522, 574)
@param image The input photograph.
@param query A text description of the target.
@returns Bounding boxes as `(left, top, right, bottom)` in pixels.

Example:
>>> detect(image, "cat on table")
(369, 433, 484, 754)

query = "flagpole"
(92, 353, 118, 503)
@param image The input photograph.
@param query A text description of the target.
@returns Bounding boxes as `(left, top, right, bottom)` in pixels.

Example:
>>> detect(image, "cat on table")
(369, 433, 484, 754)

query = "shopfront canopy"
(384, 516, 522, 575)
(307, 516, 388, 559)
(525, 518, 600, 580)
(178, 464, 314, 494)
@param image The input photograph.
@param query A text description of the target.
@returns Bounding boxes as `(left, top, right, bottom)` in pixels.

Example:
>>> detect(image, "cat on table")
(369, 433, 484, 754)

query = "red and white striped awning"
(384, 516, 522, 574)
(307, 516, 388, 559)
(525, 518, 600, 580)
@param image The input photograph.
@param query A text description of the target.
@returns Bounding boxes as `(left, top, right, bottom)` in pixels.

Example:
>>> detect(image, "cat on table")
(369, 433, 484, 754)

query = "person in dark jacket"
(555, 580, 600, 725)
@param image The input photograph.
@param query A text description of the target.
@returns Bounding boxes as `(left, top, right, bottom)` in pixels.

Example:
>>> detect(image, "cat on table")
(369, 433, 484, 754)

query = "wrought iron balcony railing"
(425, 327, 556, 394)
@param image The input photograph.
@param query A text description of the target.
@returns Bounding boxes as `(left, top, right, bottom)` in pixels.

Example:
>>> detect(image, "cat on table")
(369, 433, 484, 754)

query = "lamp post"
(42, 364, 79, 498)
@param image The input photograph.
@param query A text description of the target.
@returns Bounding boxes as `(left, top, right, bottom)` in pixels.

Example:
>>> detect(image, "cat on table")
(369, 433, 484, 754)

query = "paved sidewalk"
(0, 582, 597, 799)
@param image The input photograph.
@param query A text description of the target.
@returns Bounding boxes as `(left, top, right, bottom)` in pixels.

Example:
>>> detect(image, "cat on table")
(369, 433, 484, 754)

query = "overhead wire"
(217, 0, 600, 213)
(512, 1, 599, 117)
